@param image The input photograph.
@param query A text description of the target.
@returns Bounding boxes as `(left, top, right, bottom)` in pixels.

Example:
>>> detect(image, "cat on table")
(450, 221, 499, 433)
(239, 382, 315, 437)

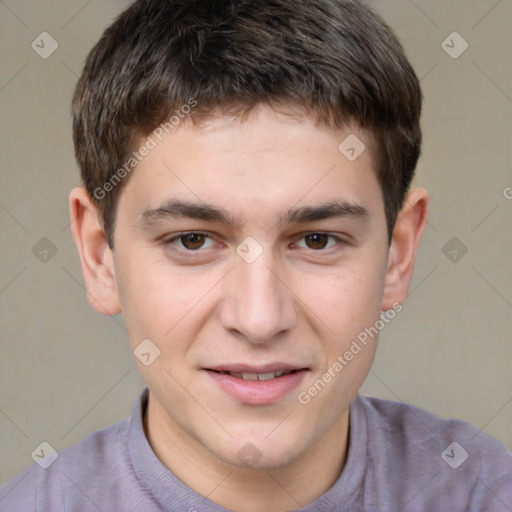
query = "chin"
(209, 433, 307, 471)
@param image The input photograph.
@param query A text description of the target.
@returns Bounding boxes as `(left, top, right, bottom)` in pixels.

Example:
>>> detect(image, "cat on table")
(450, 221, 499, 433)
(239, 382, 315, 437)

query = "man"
(1, 0, 511, 510)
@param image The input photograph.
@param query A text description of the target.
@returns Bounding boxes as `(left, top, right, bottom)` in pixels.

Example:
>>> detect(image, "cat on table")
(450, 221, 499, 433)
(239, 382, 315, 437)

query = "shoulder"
(0, 418, 134, 512)
(352, 395, 512, 511)
(355, 394, 511, 460)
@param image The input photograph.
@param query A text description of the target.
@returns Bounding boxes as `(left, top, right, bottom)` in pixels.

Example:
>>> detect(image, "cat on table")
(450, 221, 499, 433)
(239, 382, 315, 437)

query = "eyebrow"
(137, 199, 369, 228)
(283, 201, 368, 224)
(138, 200, 236, 227)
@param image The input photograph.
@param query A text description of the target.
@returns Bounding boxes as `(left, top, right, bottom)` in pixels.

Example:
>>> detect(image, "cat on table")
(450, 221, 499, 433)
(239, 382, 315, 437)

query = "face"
(112, 105, 391, 468)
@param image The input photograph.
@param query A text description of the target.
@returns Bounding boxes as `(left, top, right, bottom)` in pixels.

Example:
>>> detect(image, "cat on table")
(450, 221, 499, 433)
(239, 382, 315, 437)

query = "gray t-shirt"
(1, 387, 511, 511)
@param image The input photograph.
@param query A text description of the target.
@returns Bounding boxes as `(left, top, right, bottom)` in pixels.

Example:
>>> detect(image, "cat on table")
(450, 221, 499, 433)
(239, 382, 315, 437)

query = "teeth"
(224, 370, 294, 380)
(257, 372, 276, 381)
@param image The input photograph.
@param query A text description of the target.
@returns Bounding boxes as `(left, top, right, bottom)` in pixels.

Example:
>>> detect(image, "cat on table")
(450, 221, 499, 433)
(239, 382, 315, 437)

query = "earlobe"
(382, 188, 429, 310)
(69, 186, 122, 316)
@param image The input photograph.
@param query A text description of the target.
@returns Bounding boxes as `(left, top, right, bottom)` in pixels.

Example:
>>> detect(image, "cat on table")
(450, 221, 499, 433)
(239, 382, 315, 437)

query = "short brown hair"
(72, 0, 422, 247)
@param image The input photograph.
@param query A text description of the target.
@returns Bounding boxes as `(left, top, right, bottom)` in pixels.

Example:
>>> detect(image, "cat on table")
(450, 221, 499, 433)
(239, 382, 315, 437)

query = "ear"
(69, 186, 121, 315)
(382, 187, 429, 310)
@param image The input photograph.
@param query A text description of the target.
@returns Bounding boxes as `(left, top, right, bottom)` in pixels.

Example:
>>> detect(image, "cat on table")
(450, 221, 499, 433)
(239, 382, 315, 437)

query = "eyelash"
(165, 232, 217, 252)
(163, 231, 347, 254)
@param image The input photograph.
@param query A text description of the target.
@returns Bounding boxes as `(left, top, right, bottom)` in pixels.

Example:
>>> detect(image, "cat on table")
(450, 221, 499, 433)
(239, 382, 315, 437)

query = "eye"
(168, 232, 216, 251)
(296, 233, 340, 250)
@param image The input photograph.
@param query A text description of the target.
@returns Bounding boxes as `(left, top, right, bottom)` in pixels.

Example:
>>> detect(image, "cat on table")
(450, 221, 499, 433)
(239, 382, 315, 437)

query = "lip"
(203, 367, 309, 405)
(207, 363, 305, 374)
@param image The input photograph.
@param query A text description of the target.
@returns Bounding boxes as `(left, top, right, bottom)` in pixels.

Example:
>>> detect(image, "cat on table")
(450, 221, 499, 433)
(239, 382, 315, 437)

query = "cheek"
(297, 264, 386, 407)
(294, 257, 387, 341)
(115, 253, 221, 348)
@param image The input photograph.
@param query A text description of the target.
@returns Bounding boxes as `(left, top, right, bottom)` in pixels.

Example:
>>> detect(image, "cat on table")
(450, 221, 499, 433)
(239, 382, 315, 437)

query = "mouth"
(204, 365, 309, 404)
(208, 369, 299, 381)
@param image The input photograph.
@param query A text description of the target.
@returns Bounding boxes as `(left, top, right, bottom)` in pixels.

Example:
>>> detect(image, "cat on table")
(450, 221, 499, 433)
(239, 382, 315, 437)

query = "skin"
(70, 104, 428, 512)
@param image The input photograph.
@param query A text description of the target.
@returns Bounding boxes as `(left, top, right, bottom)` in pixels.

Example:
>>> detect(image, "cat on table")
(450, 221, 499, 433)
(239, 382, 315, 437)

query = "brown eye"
(304, 233, 329, 250)
(180, 233, 206, 250)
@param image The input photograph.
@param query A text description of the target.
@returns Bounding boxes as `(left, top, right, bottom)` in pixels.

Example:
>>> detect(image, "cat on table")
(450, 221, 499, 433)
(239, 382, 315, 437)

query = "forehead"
(117, 104, 383, 226)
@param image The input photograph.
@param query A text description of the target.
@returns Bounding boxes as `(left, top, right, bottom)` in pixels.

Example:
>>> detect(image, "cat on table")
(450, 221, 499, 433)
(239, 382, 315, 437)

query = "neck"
(143, 395, 350, 512)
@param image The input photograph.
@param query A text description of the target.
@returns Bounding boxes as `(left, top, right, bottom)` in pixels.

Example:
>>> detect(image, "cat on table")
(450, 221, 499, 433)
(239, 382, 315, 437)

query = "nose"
(219, 251, 298, 344)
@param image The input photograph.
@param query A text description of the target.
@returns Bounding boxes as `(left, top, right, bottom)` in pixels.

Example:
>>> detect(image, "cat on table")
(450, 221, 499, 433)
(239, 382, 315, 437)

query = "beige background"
(1, 0, 511, 484)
